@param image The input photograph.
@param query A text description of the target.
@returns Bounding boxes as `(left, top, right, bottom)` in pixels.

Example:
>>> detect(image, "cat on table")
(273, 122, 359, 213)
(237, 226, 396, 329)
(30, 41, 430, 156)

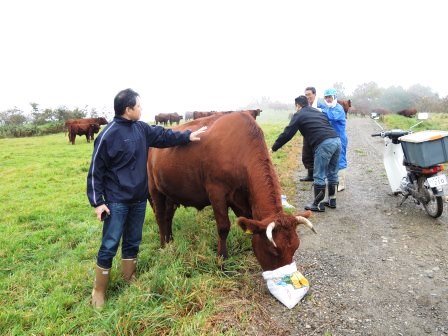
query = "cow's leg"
(150, 189, 170, 247)
(208, 189, 231, 258)
(164, 198, 177, 243)
(70, 130, 76, 145)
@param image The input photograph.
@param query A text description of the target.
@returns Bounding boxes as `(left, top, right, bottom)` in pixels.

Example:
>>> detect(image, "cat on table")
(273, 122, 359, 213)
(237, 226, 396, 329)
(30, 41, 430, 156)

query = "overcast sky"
(1, 0, 447, 121)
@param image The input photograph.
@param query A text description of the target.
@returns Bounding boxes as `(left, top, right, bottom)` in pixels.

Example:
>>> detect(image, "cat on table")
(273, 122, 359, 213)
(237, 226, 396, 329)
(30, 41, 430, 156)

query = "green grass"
(0, 120, 299, 336)
(382, 113, 448, 131)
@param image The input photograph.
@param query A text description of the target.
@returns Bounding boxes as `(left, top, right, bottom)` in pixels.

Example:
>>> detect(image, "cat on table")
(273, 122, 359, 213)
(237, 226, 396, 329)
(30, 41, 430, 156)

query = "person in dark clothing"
(271, 95, 341, 212)
(300, 86, 325, 181)
(87, 88, 206, 308)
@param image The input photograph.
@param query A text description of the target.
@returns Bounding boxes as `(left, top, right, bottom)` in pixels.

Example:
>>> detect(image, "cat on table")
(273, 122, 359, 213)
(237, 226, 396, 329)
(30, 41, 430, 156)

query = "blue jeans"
(96, 201, 147, 269)
(313, 137, 342, 186)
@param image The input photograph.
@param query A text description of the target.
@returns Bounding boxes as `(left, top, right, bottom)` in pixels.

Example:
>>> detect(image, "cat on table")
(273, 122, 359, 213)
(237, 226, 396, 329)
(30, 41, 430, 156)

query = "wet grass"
(0, 121, 300, 335)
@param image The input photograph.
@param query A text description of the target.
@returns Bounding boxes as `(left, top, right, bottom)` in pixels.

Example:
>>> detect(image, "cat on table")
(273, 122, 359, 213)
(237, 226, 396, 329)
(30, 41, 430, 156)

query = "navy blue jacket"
(86, 116, 191, 207)
(272, 106, 339, 152)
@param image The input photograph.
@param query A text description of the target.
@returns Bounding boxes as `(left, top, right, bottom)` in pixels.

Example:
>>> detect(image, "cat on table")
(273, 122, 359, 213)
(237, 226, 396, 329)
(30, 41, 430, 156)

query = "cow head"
(97, 117, 108, 125)
(90, 123, 101, 133)
(237, 211, 314, 271)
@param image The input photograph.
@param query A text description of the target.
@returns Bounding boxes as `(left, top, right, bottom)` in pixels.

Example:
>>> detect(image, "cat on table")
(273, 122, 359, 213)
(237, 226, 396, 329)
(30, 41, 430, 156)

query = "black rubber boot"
(305, 185, 326, 212)
(300, 169, 314, 182)
(323, 183, 337, 209)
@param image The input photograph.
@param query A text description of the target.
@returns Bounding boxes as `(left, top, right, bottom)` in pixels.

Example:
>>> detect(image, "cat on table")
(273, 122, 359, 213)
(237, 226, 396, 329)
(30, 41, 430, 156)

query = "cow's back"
(148, 112, 268, 209)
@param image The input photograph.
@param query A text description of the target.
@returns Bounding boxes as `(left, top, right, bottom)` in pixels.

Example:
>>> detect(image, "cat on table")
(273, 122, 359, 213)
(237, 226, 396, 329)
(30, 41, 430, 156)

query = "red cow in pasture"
(397, 108, 417, 118)
(65, 117, 108, 140)
(338, 99, 352, 117)
(68, 123, 100, 145)
(192, 111, 218, 120)
(147, 111, 314, 271)
(155, 113, 171, 125)
(169, 112, 183, 125)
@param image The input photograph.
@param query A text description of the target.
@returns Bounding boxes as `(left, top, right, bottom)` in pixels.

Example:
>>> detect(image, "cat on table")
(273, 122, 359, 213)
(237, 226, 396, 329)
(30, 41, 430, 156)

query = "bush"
(0, 122, 64, 138)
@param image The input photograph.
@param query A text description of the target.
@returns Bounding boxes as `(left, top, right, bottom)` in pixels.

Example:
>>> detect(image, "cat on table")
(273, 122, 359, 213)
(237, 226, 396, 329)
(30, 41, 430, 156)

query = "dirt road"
(268, 117, 448, 335)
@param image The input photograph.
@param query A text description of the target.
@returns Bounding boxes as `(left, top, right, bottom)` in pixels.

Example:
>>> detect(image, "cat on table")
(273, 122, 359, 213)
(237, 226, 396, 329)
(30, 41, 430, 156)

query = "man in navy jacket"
(87, 88, 206, 308)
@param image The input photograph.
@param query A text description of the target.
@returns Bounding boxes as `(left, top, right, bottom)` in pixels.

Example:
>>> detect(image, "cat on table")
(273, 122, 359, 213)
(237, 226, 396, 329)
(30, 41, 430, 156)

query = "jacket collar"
(114, 116, 136, 124)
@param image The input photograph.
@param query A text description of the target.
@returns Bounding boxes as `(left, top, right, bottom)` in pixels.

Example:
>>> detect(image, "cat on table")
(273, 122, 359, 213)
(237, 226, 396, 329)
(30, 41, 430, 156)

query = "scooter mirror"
(417, 112, 428, 120)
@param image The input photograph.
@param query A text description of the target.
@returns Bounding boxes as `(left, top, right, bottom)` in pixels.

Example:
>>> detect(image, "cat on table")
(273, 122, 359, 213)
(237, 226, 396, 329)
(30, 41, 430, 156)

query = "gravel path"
(264, 117, 448, 336)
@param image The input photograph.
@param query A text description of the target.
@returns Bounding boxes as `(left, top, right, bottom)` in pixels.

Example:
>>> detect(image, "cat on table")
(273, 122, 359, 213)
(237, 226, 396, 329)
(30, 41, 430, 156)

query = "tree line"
(2, 81, 448, 138)
(0, 104, 109, 138)
(245, 82, 448, 115)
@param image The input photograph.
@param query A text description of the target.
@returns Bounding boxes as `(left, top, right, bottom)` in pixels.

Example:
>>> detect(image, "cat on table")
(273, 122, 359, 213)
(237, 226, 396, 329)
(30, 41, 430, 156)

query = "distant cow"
(338, 99, 352, 117)
(155, 113, 171, 125)
(397, 108, 417, 118)
(68, 123, 100, 145)
(169, 112, 183, 125)
(64, 117, 108, 141)
(147, 111, 314, 271)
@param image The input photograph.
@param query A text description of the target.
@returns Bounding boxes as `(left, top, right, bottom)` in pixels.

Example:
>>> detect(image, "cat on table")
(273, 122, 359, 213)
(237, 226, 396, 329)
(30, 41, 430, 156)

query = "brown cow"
(68, 123, 100, 145)
(155, 113, 170, 125)
(397, 108, 417, 118)
(147, 111, 314, 271)
(64, 117, 108, 141)
(169, 112, 183, 125)
(338, 99, 352, 117)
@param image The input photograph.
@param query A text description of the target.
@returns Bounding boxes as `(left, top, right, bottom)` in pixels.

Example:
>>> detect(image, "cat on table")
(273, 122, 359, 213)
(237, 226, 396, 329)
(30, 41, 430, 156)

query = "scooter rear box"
(399, 130, 448, 167)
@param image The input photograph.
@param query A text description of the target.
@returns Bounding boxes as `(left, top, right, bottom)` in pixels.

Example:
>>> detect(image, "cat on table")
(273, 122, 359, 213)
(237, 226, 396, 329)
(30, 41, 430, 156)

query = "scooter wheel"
(419, 176, 443, 218)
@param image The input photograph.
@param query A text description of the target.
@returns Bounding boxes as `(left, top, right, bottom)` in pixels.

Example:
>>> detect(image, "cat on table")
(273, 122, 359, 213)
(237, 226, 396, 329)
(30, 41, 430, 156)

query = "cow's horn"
(296, 216, 317, 234)
(266, 222, 277, 248)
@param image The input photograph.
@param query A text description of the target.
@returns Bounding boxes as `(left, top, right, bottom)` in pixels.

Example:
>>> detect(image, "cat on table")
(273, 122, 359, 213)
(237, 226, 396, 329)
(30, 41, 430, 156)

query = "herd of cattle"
(65, 110, 262, 144)
(65, 104, 420, 145)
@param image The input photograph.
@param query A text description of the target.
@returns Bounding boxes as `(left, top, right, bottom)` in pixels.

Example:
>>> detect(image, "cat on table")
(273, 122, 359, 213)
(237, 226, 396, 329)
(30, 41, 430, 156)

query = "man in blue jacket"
(271, 95, 341, 212)
(87, 88, 206, 308)
(322, 88, 348, 193)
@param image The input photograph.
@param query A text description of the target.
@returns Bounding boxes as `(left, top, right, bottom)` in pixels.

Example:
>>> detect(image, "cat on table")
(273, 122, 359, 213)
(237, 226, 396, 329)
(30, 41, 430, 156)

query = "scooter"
(371, 113, 448, 218)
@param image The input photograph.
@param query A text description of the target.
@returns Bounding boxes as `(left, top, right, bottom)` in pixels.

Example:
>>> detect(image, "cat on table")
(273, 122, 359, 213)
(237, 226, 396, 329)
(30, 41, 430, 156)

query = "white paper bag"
(262, 262, 309, 309)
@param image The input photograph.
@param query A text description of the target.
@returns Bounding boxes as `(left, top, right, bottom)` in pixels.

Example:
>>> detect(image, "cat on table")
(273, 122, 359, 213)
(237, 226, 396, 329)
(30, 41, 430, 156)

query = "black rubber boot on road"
(305, 185, 326, 212)
(300, 169, 314, 182)
(323, 183, 337, 209)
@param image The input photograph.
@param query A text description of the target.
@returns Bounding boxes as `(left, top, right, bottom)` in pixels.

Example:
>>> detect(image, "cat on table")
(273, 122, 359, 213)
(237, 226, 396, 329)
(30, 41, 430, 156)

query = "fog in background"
(1, 0, 447, 122)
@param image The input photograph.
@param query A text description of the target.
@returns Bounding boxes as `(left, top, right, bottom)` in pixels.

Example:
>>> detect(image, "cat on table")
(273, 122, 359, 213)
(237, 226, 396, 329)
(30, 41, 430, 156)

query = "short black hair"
(305, 87, 316, 95)
(114, 88, 139, 116)
(295, 95, 309, 107)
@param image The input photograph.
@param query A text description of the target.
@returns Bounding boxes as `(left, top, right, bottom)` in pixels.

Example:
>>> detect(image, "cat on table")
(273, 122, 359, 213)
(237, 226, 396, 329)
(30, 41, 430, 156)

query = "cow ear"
(237, 217, 264, 235)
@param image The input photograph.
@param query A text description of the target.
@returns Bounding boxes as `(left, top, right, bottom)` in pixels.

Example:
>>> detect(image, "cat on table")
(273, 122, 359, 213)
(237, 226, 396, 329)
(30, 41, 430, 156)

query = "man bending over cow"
(86, 88, 207, 308)
(271, 95, 341, 212)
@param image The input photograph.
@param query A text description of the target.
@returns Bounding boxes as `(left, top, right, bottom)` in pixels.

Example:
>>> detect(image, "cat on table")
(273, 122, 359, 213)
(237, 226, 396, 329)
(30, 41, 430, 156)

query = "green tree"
(0, 107, 28, 125)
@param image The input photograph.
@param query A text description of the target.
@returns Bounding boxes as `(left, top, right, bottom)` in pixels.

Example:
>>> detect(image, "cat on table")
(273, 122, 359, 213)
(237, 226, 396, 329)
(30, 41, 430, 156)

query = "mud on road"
(265, 117, 448, 335)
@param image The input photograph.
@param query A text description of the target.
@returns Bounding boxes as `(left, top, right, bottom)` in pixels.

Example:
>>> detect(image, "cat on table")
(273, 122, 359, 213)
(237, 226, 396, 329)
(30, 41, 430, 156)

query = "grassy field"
(3, 110, 444, 335)
(380, 112, 448, 131)
(0, 119, 302, 336)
